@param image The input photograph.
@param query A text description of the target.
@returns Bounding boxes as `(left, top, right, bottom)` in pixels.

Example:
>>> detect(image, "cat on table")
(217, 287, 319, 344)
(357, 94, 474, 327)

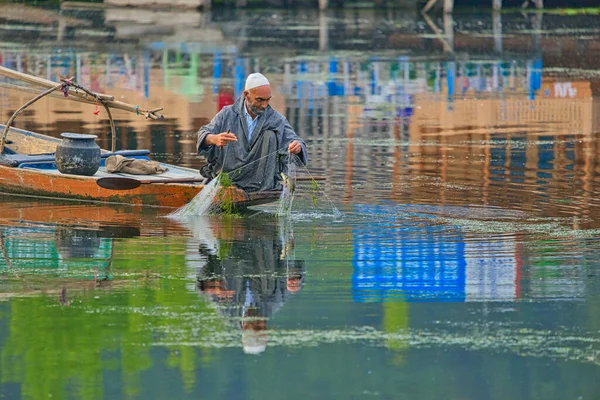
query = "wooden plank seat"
(0, 149, 151, 168)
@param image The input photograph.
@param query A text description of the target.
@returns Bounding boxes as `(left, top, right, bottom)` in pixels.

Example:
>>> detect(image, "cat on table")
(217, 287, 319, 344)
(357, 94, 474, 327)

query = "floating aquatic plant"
(310, 179, 320, 207)
(216, 172, 242, 216)
(216, 172, 235, 215)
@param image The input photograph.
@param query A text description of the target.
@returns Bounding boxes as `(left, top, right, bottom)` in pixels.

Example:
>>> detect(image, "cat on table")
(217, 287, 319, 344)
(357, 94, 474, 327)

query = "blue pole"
(447, 62, 455, 111)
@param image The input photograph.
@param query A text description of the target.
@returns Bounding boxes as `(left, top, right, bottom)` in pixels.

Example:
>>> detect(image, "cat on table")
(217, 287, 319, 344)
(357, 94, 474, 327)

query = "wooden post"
(531, 11, 543, 50)
(57, 16, 66, 41)
(493, 0, 501, 10)
(493, 11, 502, 53)
(422, 12, 454, 53)
(444, 0, 453, 13)
(319, 0, 328, 11)
(422, 0, 439, 14)
(444, 12, 454, 52)
(319, 11, 328, 51)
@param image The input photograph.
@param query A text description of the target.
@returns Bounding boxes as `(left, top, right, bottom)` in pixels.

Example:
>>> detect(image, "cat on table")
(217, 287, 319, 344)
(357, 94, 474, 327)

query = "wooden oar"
(96, 176, 206, 190)
(97, 175, 326, 191)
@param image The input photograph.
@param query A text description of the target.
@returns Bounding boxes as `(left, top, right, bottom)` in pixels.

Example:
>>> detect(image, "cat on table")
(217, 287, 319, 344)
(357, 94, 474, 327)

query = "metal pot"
(55, 228, 101, 259)
(55, 132, 101, 176)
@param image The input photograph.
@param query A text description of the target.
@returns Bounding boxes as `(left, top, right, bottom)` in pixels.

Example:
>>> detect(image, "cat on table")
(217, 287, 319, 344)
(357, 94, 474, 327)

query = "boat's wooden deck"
(28, 161, 204, 182)
(2, 125, 60, 154)
(1, 124, 203, 182)
(96, 165, 203, 181)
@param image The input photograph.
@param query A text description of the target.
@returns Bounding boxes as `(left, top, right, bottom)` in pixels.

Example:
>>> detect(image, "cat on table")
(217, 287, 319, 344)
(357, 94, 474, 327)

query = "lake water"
(1, 4, 600, 400)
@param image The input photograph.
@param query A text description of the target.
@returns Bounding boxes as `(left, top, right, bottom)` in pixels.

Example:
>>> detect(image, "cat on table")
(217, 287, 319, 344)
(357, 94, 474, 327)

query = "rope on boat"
(0, 65, 165, 153)
(60, 79, 119, 151)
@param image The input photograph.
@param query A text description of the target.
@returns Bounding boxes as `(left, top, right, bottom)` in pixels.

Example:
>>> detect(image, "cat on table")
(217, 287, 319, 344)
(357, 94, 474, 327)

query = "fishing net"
(169, 148, 342, 219)
(168, 174, 223, 218)
(169, 145, 235, 218)
(276, 156, 297, 217)
(275, 154, 342, 219)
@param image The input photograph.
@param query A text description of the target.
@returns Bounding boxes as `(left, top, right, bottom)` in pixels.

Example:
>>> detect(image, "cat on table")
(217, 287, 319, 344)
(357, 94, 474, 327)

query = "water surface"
(1, 5, 600, 400)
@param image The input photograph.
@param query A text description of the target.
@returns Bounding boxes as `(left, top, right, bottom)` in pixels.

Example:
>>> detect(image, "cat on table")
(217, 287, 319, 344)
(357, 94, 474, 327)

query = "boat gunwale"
(0, 124, 281, 208)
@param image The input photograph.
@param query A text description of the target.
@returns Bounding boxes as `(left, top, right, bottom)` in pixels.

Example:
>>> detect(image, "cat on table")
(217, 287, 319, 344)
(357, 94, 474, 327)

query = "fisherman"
(196, 73, 307, 193)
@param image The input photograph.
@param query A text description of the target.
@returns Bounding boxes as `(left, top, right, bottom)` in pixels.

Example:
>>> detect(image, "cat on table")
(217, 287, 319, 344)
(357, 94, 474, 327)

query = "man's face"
(244, 85, 272, 116)
(287, 277, 302, 293)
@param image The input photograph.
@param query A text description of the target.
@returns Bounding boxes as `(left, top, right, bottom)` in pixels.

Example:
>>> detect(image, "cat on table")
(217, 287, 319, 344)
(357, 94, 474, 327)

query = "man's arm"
(197, 112, 223, 153)
(281, 120, 308, 165)
(196, 110, 237, 152)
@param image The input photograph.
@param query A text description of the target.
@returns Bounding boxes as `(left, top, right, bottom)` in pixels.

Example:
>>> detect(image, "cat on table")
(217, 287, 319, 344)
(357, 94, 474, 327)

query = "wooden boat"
(0, 124, 280, 209)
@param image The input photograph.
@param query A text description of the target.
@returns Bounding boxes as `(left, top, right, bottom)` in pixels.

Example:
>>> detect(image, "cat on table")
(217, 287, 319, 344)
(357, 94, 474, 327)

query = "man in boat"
(196, 73, 307, 193)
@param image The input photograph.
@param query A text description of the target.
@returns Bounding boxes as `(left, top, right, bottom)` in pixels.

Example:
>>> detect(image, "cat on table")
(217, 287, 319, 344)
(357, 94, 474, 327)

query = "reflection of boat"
(0, 195, 190, 239)
(0, 225, 112, 275)
(0, 224, 114, 303)
(0, 124, 280, 209)
(0, 198, 160, 300)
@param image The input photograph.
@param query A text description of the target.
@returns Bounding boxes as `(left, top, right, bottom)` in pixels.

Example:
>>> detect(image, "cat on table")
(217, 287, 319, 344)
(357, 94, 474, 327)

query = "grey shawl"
(196, 96, 307, 192)
(195, 219, 304, 320)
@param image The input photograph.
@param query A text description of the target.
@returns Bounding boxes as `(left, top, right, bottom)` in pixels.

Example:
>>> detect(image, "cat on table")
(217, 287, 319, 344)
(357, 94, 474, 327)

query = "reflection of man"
(192, 218, 304, 355)
(196, 73, 308, 192)
(240, 284, 268, 355)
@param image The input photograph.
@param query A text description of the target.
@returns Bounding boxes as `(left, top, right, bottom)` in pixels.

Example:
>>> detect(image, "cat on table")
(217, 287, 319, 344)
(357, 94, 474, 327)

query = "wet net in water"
(168, 174, 223, 218)
(168, 151, 342, 219)
(277, 158, 297, 217)
(277, 155, 342, 219)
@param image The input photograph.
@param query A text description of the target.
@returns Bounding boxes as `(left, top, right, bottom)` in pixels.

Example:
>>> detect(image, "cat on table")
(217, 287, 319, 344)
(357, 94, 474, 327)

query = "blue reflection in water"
(352, 204, 520, 303)
(538, 137, 555, 181)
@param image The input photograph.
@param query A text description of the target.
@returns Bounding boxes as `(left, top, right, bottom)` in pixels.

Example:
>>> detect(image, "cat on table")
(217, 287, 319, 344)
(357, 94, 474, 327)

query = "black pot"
(55, 228, 101, 259)
(55, 133, 101, 176)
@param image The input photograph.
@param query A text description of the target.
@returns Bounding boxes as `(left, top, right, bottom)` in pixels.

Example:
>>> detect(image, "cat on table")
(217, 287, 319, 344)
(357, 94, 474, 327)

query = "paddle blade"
(96, 177, 141, 190)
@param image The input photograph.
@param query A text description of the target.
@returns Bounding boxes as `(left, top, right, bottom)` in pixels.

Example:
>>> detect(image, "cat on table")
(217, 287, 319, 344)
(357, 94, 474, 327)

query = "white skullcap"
(245, 73, 270, 91)
(242, 329, 268, 355)
(242, 343, 267, 355)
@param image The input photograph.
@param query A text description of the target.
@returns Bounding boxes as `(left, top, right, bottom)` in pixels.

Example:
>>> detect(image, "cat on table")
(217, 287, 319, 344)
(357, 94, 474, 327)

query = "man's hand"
(205, 132, 238, 148)
(288, 140, 302, 154)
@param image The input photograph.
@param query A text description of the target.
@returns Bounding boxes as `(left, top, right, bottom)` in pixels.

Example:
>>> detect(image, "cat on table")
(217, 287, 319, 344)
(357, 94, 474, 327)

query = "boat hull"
(0, 124, 280, 209)
(0, 164, 202, 207)
(0, 164, 278, 208)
